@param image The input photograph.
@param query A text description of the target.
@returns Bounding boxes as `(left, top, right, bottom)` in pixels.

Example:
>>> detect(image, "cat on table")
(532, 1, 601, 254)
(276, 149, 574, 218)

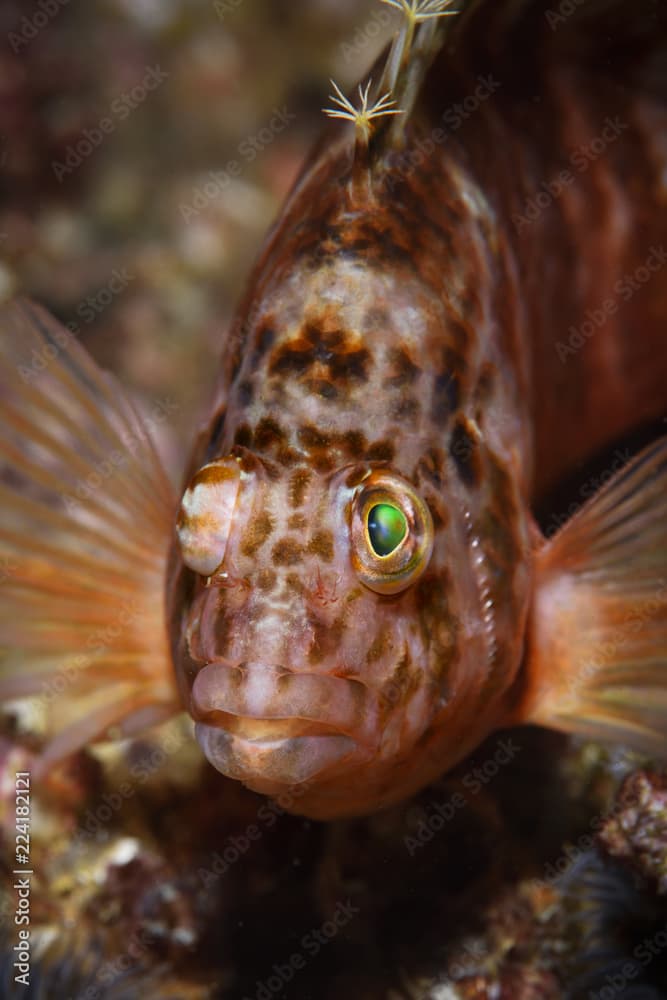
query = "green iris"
(367, 503, 407, 557)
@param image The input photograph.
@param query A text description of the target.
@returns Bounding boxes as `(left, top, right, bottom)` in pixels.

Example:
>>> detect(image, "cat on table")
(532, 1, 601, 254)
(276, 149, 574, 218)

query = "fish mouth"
(191, 660, 376, 787)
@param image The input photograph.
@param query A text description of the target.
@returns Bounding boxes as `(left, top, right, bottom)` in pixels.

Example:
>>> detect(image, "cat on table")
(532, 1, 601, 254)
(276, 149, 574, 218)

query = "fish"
(0, 0, 666, 821)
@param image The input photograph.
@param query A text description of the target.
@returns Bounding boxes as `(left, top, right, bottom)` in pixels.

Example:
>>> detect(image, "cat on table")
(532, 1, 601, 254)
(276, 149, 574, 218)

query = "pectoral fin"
(0, 299, 180, 768)
(520, 437, 667, 755)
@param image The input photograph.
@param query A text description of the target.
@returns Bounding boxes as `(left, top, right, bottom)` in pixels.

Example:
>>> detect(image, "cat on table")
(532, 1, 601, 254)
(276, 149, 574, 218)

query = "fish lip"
(195, 722, 363, 786)
(190, 659, 378, 748)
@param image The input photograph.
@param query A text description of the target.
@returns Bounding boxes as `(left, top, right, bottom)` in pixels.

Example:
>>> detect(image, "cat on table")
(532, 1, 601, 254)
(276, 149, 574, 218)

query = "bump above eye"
(367, 503, 407, 556)
(350, 470, 434, 595)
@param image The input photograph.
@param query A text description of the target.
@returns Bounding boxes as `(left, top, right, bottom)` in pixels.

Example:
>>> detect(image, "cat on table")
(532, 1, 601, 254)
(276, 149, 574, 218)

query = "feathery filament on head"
(323, 79, 404, 146)
(380, 0, 458, 25)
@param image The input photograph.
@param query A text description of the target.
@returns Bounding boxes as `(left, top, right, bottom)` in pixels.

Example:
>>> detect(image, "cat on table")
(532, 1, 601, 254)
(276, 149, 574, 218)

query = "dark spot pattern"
(203, 407, 226, 462)
(341, 430, 367, 458)
(449, 415, 482, 487)
(252, 322, 276, 362)
(306, 379, 338, 400)
(284, 572, 305, 595)
(234, 424, 253, 448)
(255, 569, 277, 592)
(288, 467, 311, 508)
(254, 417, 285, 452)
(365, 440, 396, 462)
(307, 529, 334, 562)
(272, 538, 303, 566)
(392, 397, 420, 421)
(431, 371, 460, 424)
(269, 322, 371, 389)
(384, 347, 421, 388)
(238, 380, 254, 406)
(240, 510, 274, 557)
(365, 633, 387, 664)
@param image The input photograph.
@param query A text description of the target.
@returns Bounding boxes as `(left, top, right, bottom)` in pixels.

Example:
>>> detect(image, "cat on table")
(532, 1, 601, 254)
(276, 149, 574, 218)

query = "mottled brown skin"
(422, 0, 667, 495)
(168, 0, 667, 818)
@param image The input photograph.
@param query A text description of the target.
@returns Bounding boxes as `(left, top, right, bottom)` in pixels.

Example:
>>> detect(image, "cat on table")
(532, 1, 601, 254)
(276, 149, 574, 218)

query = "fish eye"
(367, 503, 407, 556)
(350, 471, 434, 595)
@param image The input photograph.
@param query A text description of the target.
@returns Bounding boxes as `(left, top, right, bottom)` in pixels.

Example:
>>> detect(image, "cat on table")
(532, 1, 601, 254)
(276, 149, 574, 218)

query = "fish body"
(1, 0, 666, 819)
(168, 96, 535, 816)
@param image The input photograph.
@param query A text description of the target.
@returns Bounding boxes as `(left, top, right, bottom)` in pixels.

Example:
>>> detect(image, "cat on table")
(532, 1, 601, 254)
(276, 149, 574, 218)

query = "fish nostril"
(203, 570, 252, 611)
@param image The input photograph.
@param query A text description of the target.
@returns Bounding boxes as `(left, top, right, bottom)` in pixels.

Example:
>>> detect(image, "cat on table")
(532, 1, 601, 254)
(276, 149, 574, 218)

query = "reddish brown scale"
(422, 0, 667, 495)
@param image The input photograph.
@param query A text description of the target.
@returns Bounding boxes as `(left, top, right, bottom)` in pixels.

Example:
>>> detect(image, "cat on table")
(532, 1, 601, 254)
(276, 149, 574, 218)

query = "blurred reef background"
(0, 1, 665, 998)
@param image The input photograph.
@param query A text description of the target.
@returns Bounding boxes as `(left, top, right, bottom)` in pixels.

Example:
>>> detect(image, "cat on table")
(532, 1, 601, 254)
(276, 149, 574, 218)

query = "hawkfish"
(0, 0, 666, 820)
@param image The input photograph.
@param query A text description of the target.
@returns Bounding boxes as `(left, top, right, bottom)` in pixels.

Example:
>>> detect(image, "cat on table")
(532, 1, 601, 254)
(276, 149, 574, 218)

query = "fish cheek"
(307, 614, 345, 667)
(185, 577, 255, 674)
(414, 571, 459, 688)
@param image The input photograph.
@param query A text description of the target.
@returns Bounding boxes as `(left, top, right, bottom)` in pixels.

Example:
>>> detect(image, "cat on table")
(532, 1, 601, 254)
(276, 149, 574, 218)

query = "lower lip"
(195, 722, 357, 786)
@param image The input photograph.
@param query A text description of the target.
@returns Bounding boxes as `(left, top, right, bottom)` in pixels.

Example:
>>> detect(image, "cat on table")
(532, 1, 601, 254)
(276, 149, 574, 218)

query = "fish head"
(174, 438, 509, 818)
(170, 181, 532, 818)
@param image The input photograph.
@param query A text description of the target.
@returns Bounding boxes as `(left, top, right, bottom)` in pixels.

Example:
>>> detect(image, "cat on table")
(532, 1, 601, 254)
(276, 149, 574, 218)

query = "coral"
(597, 770, 667, 895)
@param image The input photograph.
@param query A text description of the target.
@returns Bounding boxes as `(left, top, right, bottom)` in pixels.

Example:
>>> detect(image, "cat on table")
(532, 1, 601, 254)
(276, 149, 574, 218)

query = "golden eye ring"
(350, 470, 434, 595)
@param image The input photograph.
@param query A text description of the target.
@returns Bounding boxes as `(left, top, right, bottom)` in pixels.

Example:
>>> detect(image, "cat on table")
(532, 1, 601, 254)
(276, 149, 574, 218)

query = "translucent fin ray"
(522, 437, 667, 757)
(0, 298, 180, 764)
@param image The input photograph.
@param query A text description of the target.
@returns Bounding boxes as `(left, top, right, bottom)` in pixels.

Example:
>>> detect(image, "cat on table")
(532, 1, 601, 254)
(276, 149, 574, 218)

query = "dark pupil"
(367, 503, 407, 557)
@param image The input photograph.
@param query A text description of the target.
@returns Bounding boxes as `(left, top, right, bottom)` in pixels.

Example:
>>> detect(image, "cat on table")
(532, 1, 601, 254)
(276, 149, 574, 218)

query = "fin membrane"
(0, 298, 180, 767)
(525, 437, 667, 756)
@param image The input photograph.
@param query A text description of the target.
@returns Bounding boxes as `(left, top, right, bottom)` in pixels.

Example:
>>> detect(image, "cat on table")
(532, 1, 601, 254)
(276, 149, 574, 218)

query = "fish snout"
(191, 660, 376, 787)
